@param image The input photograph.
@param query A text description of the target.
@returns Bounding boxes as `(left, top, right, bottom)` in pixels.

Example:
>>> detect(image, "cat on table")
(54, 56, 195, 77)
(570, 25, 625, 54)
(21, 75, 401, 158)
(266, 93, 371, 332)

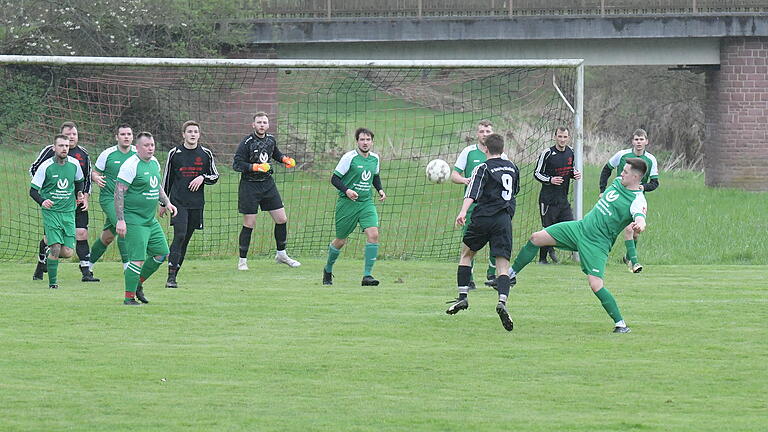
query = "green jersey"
(333, 150, 380, 202)
(583, 177, 647, 247)
(117, 154, 162, 226)
(30, 156, 84, 213)
(454, 144, 509, 188)
(95, 145, 136, 205)
(607, 149, 659, 184)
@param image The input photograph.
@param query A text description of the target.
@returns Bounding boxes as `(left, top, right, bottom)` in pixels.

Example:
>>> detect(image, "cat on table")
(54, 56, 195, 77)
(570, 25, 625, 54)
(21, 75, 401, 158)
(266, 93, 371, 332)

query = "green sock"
(47, 258, 59, 285)
(594, 287, 624, 324)
(324, 244, 341, 273)
(116, 237, 129, 264)
(364, 242, 378, 276)
(625, 240, 638, 265)
(487, 256, 497, 278)
(124, 262, 141, 299)
(139, 255, 163, 282)
(89, 239, 108, 264)
(512, 241, 539, 274)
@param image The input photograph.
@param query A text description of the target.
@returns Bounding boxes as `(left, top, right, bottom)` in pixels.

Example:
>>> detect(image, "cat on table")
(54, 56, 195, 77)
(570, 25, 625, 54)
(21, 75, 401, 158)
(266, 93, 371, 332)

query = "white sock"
(276, 250, 287, 258)
(615, 320, 626, 328)
(508, 269, 517, 278)
(239, 257, 247, 264)
(123, 262, 129, 271)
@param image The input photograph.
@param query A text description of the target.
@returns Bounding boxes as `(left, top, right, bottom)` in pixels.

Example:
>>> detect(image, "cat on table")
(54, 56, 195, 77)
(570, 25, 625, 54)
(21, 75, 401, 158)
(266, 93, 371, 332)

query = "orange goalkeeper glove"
(281, 156, 296, 168)
(252, 163, 271, 173)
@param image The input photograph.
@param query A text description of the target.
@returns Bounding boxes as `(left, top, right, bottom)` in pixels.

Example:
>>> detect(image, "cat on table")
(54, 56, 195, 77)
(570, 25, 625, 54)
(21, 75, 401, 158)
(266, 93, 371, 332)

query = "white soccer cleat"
(275, 253, 301, 268)
(237, 258, 249, 271)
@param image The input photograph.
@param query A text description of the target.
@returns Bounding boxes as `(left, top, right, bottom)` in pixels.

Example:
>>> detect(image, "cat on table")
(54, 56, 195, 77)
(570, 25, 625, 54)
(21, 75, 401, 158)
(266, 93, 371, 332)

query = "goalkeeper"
(232, 112, 300, 271)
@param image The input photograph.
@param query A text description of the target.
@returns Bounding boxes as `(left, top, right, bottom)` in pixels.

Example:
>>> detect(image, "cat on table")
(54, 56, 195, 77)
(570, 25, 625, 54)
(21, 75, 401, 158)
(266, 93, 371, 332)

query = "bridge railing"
(232, 0, 768, 19)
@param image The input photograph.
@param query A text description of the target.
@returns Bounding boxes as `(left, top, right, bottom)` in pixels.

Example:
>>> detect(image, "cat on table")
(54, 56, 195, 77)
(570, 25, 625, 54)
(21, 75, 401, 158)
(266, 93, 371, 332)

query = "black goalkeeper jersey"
(465, 157, 520, 219)
(534, 145, 575, 205)
(232, 133, 286, 182)
(162, 145, 219, 209)
(29, 145, 93, 195)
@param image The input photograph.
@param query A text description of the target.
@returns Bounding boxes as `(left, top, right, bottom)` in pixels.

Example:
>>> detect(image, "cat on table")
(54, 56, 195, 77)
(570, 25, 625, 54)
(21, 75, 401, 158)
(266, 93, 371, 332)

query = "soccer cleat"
(467, 280, 476, 290)
(135, 286, 149, 304)
(631, 263, 643, 273)
(123, 299, 142, 306)
(445, 298, 469, 315)
(49, 284, 58, 289)
(33, 262, 46, 280)
(166, 273, 178, 288)
(548, 249, 559, 264)
(275, 253, 301, 268)
(81, 272, 100, 282)
(613, 326, 631, 334)
(237, 259, 249, 271)
(322, 269, 333, 285)
(495, 302, 514, 331)
(484, 276, 497, 288)
(361, 275, 379, 286)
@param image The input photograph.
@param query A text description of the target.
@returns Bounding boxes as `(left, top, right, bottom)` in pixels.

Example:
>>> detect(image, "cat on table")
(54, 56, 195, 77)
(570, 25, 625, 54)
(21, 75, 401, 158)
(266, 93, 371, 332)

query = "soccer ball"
(425, 159, 451, 183)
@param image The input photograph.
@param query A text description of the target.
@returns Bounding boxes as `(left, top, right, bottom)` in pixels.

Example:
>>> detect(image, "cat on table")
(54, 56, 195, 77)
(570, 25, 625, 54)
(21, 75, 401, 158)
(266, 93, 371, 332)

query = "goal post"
(0, 55, 584, 262)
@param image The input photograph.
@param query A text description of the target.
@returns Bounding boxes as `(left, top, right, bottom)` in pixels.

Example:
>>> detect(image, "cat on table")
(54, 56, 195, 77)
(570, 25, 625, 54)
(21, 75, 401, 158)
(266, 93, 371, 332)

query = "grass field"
(1, 257, 765, 431)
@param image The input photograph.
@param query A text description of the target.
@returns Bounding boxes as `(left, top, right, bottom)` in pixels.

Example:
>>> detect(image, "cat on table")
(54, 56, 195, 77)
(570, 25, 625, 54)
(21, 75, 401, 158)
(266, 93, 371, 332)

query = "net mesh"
(0, 63, 577, 261)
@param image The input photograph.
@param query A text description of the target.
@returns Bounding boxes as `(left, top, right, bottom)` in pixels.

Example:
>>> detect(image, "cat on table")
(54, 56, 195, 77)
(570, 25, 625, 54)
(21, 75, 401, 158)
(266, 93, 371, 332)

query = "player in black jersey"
(29, 121, 99, 282)
(232, 112, 300, 270)
(446, 134, 520, 331)
(161, 121, 219, 288)
(533, 126, 582, 264)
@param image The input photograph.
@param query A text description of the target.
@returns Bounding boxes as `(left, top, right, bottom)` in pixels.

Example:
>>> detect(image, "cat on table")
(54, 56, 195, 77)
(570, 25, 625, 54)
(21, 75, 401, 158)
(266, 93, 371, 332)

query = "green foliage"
(0, 70, 47, 139)
(0, 259, 766, 431)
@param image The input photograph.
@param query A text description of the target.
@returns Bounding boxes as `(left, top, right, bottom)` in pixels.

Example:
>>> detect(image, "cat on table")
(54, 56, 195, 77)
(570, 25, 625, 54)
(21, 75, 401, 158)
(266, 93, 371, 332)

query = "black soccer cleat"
(49, 284, 58, 289)
(135, 286, 149, 304)
(81, 272, 100, 282)
(123, 299, 142, 306)
(496, 302, 514, 331)
(361, 275, 379, 286)
(484, 277, 497, 288)
(467, 280, 476, 290)
(33, 262, 46, 280)
(322, 269, 333, 285)
(166, 273, 178, 288)
(445, 298, 469, 315)
(548, 249, 559, 264)
(613, 326, 631, 334)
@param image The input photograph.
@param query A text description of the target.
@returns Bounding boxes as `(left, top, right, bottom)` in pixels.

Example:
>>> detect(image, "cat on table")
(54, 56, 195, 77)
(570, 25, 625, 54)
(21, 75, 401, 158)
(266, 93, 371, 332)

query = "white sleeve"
(333, 151, 355, 176)
(70, 157, 85, 182)
(117, 156, 138, 185)
(607, 150, 626, 168)
(647, 153, 659, 177)
(630, 193, 648, 218)
(95, 147, 111, 171)
(454, 146, 472, 172)
(30, 161, 49, 188)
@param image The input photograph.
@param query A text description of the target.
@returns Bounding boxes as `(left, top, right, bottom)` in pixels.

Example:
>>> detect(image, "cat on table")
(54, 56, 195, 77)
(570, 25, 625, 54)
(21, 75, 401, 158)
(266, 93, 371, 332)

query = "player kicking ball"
(445, 133, 520, 331)
(508, 158, 649, 334)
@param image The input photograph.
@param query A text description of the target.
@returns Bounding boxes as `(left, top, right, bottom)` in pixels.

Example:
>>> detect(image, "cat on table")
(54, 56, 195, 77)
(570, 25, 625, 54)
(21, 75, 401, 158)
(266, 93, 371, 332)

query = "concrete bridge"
(231, 6, 768, 190)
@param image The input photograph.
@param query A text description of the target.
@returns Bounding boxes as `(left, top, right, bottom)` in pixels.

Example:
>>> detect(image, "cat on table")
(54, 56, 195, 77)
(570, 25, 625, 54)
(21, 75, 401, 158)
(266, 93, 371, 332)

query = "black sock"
(239, 226, 253, 258)
(539, 247, 548, 262)
(38, 239, 48, 261)
(496, 275, 511, 299)
(76, 240, 90, 274)
(274, 223, 287, 251)
(457, 265, 472, 300)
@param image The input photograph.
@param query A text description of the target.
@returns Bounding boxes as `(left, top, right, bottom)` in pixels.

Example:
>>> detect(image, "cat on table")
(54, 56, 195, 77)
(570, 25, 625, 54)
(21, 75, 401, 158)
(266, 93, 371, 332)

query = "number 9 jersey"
(465, 157, 520, 219)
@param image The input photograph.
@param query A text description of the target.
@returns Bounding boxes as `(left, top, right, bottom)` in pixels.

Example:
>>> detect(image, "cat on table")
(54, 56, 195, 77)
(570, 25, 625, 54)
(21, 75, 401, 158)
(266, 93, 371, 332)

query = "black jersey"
(465, 157, 520, 219)
(232, 133, 286, 182)
(30, 145, 93, 195)
(162, 145, 219, 209)
(534, 145, 575, 205)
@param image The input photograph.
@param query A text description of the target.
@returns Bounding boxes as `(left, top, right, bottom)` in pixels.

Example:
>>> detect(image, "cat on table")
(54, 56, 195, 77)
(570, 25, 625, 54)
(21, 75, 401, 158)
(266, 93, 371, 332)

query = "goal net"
(0, 56, 583, 262)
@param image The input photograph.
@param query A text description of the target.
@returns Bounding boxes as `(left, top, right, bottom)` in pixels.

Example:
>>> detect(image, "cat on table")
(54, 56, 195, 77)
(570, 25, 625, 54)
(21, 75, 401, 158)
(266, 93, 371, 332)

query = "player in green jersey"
(29, 135, 85, 289)
(115, 132, 177, 305)
(323, 128, 387, 286)
(88, 124, 136, 272)
(599, 128, 659, 273)
(451, 120, 500, 288)
(508, 158, 649, 334)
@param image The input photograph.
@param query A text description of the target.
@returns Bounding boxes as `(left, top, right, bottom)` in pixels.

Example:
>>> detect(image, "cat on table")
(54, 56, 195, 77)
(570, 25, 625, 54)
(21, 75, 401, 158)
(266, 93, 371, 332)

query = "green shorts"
(124, 219, 170, 262)
(544, 220, 611, 279)
(461, 202, 477, 236)
(42, 209, 75, 249)
(335, 198, 379, 239)
(100, 198, 118, 234)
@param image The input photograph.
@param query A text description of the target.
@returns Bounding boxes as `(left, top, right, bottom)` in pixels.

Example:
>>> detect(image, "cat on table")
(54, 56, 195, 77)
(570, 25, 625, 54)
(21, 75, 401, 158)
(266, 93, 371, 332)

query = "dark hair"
(355, 127, 374, 140)
(253, 112, 269, 120)
(483, 133, 504, 154)
(136, 131, 153, 141)
(625, 158, 647, 176)
(60, 121, 77, 132)
(555, 126, 570, 135)
(182, 120, 200, 133)
(53, 134, 69, 144)
(116, 123, 132, 134)
(633, 128, 648, 139)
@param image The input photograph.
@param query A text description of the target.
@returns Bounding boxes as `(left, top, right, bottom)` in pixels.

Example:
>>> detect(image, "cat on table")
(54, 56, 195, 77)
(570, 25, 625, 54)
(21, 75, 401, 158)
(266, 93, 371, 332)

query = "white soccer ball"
(425, 159, 451, 183)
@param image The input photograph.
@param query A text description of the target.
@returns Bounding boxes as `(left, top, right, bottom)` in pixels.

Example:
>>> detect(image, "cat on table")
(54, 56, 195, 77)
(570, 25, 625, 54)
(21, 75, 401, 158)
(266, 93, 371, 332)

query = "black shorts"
(171, 207, 203, 231)
(75, 207, 88, 229)
(540, 202, 574, 228)
(238, 179, 284, 215)
(462, 213, 513, 260)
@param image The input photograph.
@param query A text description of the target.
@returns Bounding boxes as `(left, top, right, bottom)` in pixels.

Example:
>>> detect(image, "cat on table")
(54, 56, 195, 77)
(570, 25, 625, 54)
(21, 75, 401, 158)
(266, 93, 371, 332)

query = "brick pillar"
(704, 37, 768, 191)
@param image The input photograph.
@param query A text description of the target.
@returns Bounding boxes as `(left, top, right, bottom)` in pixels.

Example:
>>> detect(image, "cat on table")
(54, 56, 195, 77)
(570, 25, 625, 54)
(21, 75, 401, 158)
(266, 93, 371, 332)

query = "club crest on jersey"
(258, 153, 269, 163)
(604, 190, 619, 202)
(57, 178, 69, 189)
(361, 170, 372, 182)
(149, 176, 159, 188)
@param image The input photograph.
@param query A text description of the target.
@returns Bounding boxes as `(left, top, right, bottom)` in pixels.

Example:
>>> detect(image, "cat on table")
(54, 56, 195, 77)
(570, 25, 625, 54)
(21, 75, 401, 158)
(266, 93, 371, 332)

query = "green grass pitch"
(1, 257, 765, 431)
